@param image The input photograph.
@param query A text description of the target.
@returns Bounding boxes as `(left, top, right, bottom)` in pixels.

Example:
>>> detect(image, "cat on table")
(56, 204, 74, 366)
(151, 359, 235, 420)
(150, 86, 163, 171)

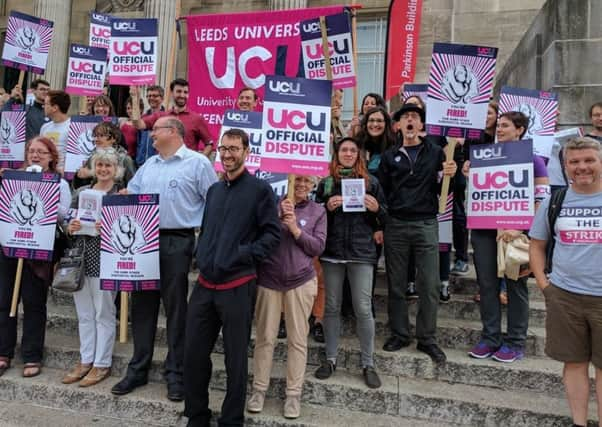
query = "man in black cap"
(378, 103, 456, 364)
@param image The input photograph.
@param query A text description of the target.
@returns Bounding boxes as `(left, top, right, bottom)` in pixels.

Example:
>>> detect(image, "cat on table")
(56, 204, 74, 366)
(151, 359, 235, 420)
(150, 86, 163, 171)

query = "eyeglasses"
(151, 126, 173, 132)
(94, 133, 109, 138)
(217, 145, 244, 154)
(367, 119, 385, 124)
(27, 149, 50, 155)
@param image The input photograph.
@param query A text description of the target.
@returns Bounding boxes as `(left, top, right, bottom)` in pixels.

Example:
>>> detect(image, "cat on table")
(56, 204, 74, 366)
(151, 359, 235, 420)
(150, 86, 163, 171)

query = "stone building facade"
(0, 0, 549, 119)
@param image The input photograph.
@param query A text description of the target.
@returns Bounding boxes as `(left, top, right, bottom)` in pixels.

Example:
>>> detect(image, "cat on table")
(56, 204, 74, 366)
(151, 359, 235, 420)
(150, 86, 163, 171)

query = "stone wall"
(495, 0, 602, 129)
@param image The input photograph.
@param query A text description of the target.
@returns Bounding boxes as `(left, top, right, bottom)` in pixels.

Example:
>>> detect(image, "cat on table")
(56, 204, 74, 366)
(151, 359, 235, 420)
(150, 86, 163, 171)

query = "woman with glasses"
(357, 106, 397, 175)
(313, 137, 387, 389)
(247, 175, 326, 419)
(0, 137, 71, 378)
(61, 149, 123, 387)
(73, 122, 135, 190)
(347, 93, 387, 137)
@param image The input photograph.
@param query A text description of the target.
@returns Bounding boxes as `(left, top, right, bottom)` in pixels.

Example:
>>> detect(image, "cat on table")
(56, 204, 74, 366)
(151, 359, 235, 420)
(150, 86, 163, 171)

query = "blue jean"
(322, 261, 375, 367)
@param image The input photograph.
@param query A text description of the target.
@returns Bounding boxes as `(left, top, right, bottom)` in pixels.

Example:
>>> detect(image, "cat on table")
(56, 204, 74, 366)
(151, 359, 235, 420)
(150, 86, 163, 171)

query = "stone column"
(269, 0, 307, 10)
(34, 0, 71, 90)
(144, 0, 178, 90)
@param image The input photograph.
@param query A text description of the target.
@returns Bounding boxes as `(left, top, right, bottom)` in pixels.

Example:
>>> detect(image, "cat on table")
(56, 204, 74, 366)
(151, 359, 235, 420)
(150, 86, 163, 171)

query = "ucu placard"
(300, 13, 356, 89)
(261, 75, 332, 176)
(109, 18, 157, 85)
(65, 43, 108, 96)
(89, 12, 112, 56)
(467, 140, 535, 230)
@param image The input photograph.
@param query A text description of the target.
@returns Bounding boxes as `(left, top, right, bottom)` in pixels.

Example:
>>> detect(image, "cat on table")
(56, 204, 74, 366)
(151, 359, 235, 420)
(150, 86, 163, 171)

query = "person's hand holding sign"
(442, 160, 457, 177)
(365, 194, 379, 212)
(327, 195, 343, 212)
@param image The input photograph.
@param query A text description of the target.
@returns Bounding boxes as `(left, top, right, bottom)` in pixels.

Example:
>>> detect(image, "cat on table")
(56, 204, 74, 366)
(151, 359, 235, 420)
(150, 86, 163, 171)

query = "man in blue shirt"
(111, 117, 217, 401)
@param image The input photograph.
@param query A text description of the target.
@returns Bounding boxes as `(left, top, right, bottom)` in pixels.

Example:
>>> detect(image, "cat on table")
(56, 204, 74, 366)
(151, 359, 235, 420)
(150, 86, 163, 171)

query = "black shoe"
(167, 381, 184, 402)
(311, 323, 325, 343)
(278, 319, 287, 339)
(314, 360, 336, 380)
(417, 342, 447, 364)
(362, 366, 381, 389)
(382, 336, 411, 352)
(439, 285, 451, 304)
(111, 376, 148, 395)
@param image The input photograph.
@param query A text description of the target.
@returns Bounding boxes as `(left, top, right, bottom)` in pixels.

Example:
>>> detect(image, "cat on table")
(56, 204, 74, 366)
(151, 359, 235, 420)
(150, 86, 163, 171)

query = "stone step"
(43, 300, 548, 356)
(0, 362, 597, 426)
(37, 331, 589, 399)
(0, 400, 151, 427)
(372, 287, 547, 327)
(48, 285, 547, 330)
(0, 365, 451, 427)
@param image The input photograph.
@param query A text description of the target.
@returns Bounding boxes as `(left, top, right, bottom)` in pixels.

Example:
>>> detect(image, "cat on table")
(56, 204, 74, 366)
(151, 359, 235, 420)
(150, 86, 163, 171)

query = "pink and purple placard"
(0, 170, 60, 261)
(426, 42, 497, 139)
(499, 86, 558, 159)
(261, 75, 332, 176)
(1, 11, 53, 74)
(100, 194, 160, 291)
(300, 12, 356, 89)
(66, 44, 108, 97)
(108, 18, 157, 86)
(467, 140, 535, 230)
(0, 107, 26, 169)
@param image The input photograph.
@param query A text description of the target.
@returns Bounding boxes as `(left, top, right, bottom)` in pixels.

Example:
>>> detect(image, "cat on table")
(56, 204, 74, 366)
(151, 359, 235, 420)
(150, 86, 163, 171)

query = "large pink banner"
(185, 6, 343, 139)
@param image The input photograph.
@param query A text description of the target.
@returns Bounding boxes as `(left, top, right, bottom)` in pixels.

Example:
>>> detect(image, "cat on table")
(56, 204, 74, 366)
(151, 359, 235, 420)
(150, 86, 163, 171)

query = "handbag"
(497, 234, 530, 281)
(52, 241, 86, 292)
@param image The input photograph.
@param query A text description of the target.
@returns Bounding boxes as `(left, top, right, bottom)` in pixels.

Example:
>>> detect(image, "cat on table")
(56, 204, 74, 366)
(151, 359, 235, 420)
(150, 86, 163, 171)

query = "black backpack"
(545, 187, 568, 274)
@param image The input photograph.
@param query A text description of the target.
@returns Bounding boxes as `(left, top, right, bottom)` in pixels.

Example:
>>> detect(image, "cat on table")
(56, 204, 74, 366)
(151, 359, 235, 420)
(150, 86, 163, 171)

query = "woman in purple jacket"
(247, 175, 327, 420)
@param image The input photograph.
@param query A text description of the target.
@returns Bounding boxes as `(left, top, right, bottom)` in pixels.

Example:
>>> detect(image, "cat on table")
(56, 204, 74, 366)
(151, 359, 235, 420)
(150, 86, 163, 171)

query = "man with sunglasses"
(184, 128, 280, 427)
(111, 117, 217, 402)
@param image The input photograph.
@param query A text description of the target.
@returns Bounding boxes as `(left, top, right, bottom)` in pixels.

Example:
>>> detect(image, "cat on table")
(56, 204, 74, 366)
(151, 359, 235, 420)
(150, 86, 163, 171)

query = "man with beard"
(133, 79, 214, 157)
(586, 102, 602, 142)
(184, 128, 280, 427)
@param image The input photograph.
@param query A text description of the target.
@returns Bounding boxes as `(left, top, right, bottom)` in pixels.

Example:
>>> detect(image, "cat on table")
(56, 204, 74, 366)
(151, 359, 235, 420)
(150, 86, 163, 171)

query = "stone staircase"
(0, 268, 599, 426)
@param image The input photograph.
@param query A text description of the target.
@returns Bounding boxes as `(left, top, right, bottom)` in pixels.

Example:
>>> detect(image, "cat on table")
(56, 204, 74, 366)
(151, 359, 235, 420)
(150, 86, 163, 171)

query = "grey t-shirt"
(529, 188, 602, 296)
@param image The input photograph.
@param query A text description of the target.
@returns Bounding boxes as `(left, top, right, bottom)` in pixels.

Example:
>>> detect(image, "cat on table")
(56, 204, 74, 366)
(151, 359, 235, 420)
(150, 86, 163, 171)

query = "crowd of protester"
(0, 77, 600, 427)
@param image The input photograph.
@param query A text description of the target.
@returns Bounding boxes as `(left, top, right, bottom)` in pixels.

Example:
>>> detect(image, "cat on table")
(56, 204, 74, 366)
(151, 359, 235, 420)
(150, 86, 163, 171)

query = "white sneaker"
(246, 389, 265, 413)
(283, 395, 301, 419)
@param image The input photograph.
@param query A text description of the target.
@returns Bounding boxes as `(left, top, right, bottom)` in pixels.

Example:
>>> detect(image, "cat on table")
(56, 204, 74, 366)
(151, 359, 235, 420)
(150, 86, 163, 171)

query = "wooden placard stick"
(439, 137, 458, 213)
(119, 291, 128, 343)
(350, 5, 359, 116)
(9, 259, 24, 317)
(131, 85, 141, 121)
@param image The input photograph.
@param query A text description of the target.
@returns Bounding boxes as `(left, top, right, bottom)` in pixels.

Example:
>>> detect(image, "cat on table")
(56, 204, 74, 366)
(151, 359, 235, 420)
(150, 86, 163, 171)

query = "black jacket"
(378, 137, 445, 220)
(195, 170, 280, 287)
(315, 174, 387, 264)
